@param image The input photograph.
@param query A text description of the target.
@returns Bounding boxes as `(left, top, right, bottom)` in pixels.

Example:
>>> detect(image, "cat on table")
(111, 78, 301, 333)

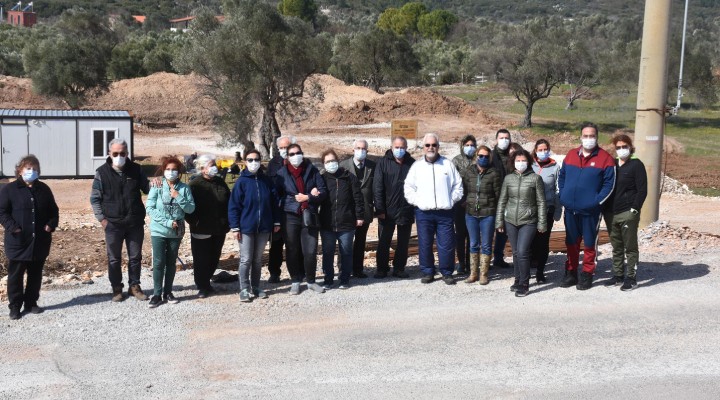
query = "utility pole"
(634, 0, 672, 228)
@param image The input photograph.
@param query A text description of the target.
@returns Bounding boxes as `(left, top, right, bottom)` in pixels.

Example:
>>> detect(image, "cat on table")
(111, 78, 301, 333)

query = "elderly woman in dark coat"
(0, 155, 59, 320)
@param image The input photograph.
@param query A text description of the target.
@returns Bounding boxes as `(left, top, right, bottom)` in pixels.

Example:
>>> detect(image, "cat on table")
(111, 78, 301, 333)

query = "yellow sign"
(391, 120, 418, 141)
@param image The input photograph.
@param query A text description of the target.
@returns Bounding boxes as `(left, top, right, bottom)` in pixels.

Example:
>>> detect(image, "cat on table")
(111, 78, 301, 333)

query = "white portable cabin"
(0, 109, 133, 178)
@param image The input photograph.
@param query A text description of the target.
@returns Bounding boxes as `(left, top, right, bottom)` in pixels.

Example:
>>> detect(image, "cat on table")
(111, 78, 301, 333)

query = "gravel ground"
(1, 243, 720, 400)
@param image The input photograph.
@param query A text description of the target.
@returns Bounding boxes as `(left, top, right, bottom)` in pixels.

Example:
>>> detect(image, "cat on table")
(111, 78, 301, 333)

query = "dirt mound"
(90, 72, 217, 124)
(319, 88, 486, 125)
(639, 220, 720, 254)
(0, 75, 66, 109)
(309, 74, 382, 111)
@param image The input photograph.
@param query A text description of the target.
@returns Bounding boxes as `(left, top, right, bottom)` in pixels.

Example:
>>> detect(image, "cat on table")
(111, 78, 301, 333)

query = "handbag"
(302, 208, 320, 229)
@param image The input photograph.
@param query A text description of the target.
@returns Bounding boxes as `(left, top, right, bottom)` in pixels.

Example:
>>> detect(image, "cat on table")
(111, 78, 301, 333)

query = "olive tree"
(177, 1, 330, 157)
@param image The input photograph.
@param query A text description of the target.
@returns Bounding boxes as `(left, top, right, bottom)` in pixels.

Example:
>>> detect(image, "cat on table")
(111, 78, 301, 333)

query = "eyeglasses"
(111, 152, 127, 157)
(424, 143, 438, 148)
(477, 155, 489, 159)
(288, 152, 303, 157)
(615, 145, 629, 150)
(246, 158, 261, 162)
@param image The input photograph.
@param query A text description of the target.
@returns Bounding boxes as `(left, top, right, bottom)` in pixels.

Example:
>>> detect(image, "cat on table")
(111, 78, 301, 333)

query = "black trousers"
(191, 234, 226, 290)
(376, 217, 412, 274)
(351, 222, 370, 275)
(7, 259, 45, 310)
(282, 212, 319, 283)
(530, 207, 556, 269)
(268, 232, 302, 278)
(268, 233, 284, 277)
(453, 205, 469, 267)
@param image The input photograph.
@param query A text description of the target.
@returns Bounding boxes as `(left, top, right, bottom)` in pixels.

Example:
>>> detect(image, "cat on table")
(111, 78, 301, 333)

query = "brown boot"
(479, 254, 491, 285)
(111, 286, 125, 302)
(464, 253, 479, 283)
(128, 284, 148, 301)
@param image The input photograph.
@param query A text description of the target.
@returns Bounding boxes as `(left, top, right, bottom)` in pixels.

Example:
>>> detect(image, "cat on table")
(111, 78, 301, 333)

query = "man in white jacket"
(404, 133, 464, 284)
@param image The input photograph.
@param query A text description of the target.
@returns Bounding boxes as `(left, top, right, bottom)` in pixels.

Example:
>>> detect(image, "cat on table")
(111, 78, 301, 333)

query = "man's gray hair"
(353, 139, 369, 148)
(391, 136, 408, 147)
(423, 133, 440, 145)
(276, 135, 296, 146)
(108, 138, 128, 151)
(194, 154, 216, 171)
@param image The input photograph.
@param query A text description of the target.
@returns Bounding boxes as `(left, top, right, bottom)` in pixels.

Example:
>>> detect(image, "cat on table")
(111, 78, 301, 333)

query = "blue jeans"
(416, 209, 455, 277)
(321, 230, 355, 284)
(465, 214, 495, 255)
(505, 222, 537, 286)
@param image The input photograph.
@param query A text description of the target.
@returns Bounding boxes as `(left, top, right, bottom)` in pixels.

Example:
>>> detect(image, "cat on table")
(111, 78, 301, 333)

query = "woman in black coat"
(0, 155, 59, 320)
(319, 149, 364, 289)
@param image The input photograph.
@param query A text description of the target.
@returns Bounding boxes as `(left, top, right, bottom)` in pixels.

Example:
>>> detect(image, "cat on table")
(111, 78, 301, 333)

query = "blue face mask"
(392, 148, 406, 159)
(476, 156, 490, 168)
(22, 169, 39, 183)
(463, 145, 476, 157)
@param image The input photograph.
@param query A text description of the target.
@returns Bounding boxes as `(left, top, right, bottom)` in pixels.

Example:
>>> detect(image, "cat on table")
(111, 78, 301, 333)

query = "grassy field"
(438, 83, 720, 196)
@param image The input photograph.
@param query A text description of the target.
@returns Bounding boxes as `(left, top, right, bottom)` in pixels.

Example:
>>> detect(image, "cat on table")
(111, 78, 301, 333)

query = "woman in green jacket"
(496, 149, 547, 297)
(461, 145, 501, 285)
(146, 156, 196, 308)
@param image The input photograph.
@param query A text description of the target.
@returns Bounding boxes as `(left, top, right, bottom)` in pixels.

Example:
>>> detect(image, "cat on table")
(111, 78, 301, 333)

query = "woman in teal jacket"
(146, 156, 196, 308)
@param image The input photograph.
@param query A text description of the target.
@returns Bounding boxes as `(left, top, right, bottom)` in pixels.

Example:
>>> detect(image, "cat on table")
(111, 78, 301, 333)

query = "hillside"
(33, 0, 720, 22)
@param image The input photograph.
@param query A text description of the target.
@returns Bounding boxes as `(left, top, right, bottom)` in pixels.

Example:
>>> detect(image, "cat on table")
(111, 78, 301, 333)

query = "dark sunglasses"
(424, 143, 438, 148)
(246, 158, 261, 162)
(288, 152, 303, 157)
(111, 152, 127, 157)
(616, 145, 630, 150)
(477, 155, 489, 159)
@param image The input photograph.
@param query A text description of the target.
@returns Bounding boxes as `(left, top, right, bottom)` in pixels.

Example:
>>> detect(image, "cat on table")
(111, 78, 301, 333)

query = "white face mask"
(497, 138, 510, 150)
(246, 160, 261, 173)
(354, 149, 367, 161)
(515, 161, 528, 173)
(289, 154, 303, 167)
(164, 170, 179, 181)
(392, 148, 406, 159)
(616, 148, 631, 160)
(324, 161, 339, 174)
(536, 151, 550, 162)
(112, 156, 126, 167)
(582, 138, 597, 150)
(22, 168, 39, 183)
(206, 165, 218, 177)
(279, 149, 288, 159)
(463, 145, 476, 157)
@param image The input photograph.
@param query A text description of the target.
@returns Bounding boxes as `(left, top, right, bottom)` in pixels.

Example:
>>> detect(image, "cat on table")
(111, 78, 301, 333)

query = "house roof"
(0, 109, 132, 119)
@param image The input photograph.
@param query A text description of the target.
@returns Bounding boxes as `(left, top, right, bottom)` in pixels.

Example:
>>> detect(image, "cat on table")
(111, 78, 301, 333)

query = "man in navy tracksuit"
(558, 123, 616, 290)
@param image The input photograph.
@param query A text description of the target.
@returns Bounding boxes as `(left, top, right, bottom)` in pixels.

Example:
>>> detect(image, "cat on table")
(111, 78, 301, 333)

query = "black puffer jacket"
(491, 146, 510, 177)
(0, 179, 59, 261)
(461, 164, 502, 217)
(320, 168, 364, 232)
(373, 149, 415, 225)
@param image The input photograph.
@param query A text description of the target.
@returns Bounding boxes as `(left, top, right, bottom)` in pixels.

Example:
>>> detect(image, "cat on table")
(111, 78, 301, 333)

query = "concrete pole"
(634, 0, 672, 228)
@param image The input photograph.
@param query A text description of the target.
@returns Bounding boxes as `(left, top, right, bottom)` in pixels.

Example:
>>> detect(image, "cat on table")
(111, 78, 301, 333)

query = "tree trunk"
(522, 100, 535, 127)
(258, 104, 282, 160)
(566, 98, 576, 110)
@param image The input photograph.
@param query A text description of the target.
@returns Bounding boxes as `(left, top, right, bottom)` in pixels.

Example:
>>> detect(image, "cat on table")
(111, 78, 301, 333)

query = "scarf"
(288, 162, 308, 214)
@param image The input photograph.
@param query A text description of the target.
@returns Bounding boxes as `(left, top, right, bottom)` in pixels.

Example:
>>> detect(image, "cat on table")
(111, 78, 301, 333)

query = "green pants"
(609, 210, 640, 278)
(151, 236, 182, 296)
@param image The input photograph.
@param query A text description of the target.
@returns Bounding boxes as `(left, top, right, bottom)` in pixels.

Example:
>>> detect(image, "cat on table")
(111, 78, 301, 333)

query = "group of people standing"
(2, 123, 648, 319)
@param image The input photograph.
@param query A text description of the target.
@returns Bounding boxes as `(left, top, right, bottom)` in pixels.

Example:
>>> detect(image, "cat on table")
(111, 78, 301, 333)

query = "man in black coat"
(0, 156, 58, 319)
(340, 139, 375, 278)
(491, 128, 512, 268)
(373, 136, 415, 279)
(90, 138, 150, 302)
